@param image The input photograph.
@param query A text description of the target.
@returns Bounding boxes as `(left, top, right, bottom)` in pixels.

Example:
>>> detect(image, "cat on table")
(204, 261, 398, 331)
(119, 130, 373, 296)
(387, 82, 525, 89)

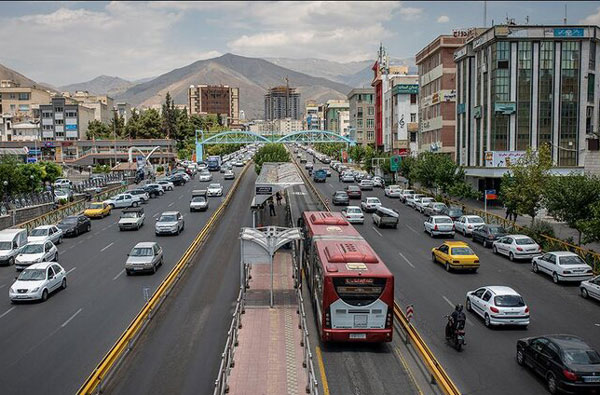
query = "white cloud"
(437, 15, 450, 23)
(580, 7, 600, 24)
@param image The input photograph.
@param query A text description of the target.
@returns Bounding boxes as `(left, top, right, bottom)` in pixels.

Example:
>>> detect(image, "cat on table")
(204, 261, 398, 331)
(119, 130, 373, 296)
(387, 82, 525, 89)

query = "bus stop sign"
(390, 155, 401, 172)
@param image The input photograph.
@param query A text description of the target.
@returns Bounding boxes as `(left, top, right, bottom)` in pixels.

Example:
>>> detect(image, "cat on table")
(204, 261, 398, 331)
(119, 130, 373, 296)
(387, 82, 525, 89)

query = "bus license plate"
(349, 333, 366, 339)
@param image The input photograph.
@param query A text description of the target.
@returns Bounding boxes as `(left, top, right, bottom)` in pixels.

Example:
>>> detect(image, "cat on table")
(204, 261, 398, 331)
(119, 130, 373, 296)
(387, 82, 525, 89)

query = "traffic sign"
(485, 189, 497, 200)
(390, 155, 401, 172)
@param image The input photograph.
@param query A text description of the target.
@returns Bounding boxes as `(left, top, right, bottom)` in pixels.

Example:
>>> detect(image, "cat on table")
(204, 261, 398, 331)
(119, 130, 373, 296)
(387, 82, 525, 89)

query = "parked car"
(493, 235, 542, 261)
(431, 241, 480, 272)
(471, 224, 507, 247)
(399, 189, 415, 203)
(129, 189, 150, 203)
(345, 185, 362, 199)
(361, 197, 382, 213)
(9, 262, 67, 302)
(424, 202, 448, 217)
(15, 241, 58, 270)
(143, 184, 164, 197)
(454, 215, 485, 236)
(53, 178, 72, 189)
(415, 197, 436, 213)
(190, 190, 209, 212)
(424, 215, 455, 238)
(84, 202, 112, 218)
(466, 286, 529, 328)
(104, 193, 141, 209)
(168, 174, 186, 186)
(198, 171, 213, 182)
(207, 183, 223, 197)
(125, 242, 163, 275)
(54, 188, 73, 203)
(341, 206, 364, 224)
(440, 206, 464, 221)
(155, 211, 185, 235)
(372, 206, 399, 229)
(580, 275, 600, 301)
(384, 185, 402, 198)
(405, 194, 425, 208)
(332, 191, 350, 206)
(28, 225, 63, 245)
(57, 215, 91, 237)
(532, 251, 594, 284)
(224, 170, 235, 180)
(0, 228, 29, 266)
(358, 179, 374, 190)
(516, 335, 600, 394)
(157, 180, 175, 191)
(118, 207, 145, 231)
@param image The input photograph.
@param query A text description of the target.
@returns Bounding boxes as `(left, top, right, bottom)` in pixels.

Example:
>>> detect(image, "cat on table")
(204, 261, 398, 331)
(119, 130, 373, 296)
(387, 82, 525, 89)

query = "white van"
(0, 228, 28, 266)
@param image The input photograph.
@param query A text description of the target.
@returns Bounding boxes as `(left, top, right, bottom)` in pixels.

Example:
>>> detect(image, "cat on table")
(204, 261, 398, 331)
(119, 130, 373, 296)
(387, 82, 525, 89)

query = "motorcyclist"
(446, 304, 466, 339)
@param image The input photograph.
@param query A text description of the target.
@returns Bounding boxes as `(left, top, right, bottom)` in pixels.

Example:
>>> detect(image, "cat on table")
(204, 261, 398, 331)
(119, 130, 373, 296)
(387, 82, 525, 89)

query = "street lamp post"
(29, 175, 35, 193)
(112, 106, 118, 168)
(2, 180, 8, 199)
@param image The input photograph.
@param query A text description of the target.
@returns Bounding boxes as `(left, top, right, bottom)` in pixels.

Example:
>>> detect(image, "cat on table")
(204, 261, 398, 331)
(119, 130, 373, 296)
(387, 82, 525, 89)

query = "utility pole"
(563, 3, 567, 25)
(483, 0, 487, 27)
(112, 106, 118, 168)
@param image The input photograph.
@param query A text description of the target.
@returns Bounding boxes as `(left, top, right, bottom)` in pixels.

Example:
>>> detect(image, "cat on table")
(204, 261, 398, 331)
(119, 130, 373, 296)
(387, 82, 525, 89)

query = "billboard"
(485, 151, 526, 167)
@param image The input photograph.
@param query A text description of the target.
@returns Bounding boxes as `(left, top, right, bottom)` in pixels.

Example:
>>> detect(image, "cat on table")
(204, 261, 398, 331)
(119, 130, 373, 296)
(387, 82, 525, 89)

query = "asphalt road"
(106, 168, 256, 395)
(287, 181, 421, 395)
(0, 169, 240, 395)
(298, 152, 600, 395)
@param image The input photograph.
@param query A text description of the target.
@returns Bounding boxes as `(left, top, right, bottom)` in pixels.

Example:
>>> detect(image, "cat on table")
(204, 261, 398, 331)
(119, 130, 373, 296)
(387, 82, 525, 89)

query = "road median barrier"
(78, 163, 251, 395)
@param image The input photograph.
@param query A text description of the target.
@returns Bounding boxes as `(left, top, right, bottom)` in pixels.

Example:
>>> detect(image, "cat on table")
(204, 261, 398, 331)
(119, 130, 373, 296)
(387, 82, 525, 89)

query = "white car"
(341, 173, 355, 183)
(157, 180, 175, 191)
(15, 240, 58, 270)
(580, 275, 600, 301)
(155, 211, 185, 235)
(341, 206, 364, 224)
(360, 197, 382, 213)
(207, 183, 223, 197)
(305, 162, 314, 170)
(54, 189, 72, 202)
(415, 197, 435, 213)
(405, 194, 425, 208)
(9, 262, 67, 302)
(384, 185, 402, 198)
(198, 172, 213, 182)
(424, 215, 455, 238)
(118, 208, 145, 231)
(466, 286, 530, 328)
(224, 170, 235, 180)
(532, 251, 594, 283)
(28, 225, 63, 245)
(179, 173, 191, 182)
(493, 235, 542, 261)
(454, 215, 485, 236)
(399, 189, 415, 203)
(53, 178, 72, 189)
(197, 163, 208, 171)
(358, 179, 374, 190)
(372, 176, 385, 188)
(104, 193, 141, 209)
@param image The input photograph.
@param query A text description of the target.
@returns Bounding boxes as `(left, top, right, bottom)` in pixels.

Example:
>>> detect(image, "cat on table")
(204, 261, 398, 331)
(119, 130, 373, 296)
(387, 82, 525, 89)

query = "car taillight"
(490, 306, 499, 313)
(562, 369, 578, 381)
(474, 260, 479, 263)
(524, 306, 529, 313)
(468, 225, 473, 229)
(434, 225, 438, 230)
(516, 247, 523, 251)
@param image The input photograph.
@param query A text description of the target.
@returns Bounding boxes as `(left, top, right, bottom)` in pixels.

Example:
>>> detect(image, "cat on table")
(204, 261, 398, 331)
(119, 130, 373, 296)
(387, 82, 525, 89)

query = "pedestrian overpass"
(195, 129, 356, 160)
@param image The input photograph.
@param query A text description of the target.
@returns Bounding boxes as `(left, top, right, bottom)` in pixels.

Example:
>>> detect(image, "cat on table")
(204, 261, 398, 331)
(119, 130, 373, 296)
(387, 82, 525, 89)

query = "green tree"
(578, 201, 600, 245)
(500, 144, 552, 225)
(109, 114, 126, 138)
(39, 161, 62, 183)
(253, 143, 290, 174)
(86, 120, 111, 139)
(448, 180, 481, 201)
(544, 174, 600, 244)
(161, 92, 177, 139)
(399, 155, 417, 186)
(138, 109, 162, 139)
(125, 108, 141, 139)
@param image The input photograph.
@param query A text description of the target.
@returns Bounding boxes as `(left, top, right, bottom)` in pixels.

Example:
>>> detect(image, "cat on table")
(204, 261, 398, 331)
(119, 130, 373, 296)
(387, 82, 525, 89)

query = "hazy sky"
(1, 1, 599, 86)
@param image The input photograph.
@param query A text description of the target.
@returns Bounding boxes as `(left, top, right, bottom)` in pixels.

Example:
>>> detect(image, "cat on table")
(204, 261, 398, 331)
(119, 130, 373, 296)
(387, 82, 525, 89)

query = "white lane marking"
(66, 267, 77, 275)
(0, 284, 6, 289)
(100, 242, 114, 252)
(371, 226, 383, 237)
(442, 296, 474, 326)
(61, 308, 83, 328)
(112, 269, 125, 281)
(328, 183, 334, 189)
(0, 307, 15, 319)
(406, 224, 419, 234)
(398, 252, 415, 268)
(168, 202, 175, 207)
(178, 195, 183, 200)
(153, 213, 159, 218)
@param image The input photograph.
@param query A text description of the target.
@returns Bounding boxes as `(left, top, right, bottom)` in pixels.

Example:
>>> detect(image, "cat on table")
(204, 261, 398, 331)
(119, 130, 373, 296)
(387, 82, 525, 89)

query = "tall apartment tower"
(264, 86, 301, 120)
(188, 85, 240, 126)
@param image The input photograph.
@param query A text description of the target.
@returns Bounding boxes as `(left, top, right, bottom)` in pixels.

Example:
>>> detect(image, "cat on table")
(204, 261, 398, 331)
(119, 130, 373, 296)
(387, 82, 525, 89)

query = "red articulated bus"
(298, 211, 394, 342)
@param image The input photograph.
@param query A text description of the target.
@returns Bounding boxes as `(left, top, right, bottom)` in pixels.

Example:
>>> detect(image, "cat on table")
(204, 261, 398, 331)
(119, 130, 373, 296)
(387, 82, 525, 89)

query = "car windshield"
(21, 244, 43, 254)
(489, 226, 506, 234)
(494, 295, 525, 307)
(30, 228, 49, 236)
(18, 269, 46, 281)
(560, 255, 586, 266)
(562, 349, 600, 365)
(433, 203, 446, 208)
(448, 209, 463, 216)
(0, 241, 12, 250)
(347, 186, 360, 191)
(159, 215, 178, 222)
(192, 197, 206, 202)
(515, 238, 535, 245)
(451, 247, 474, 255)
(435, 218, 453, 224)
(209, 184, 220, 188)
(121, 212, 138, 218)
(130, 247, 153, 257)
(89, 203, 104, 209)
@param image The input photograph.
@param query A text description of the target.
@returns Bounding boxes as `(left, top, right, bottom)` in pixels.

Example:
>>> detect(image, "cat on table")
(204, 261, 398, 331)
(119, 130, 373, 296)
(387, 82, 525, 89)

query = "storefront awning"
(252, 162, 304, 207)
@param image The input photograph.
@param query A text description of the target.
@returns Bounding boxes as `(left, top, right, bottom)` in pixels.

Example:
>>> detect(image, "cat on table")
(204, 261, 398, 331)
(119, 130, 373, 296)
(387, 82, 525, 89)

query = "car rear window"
(451, 247, 474, 255)
(448, 209, 463, 216)
(470, 217, 484, 224)
(489, 226, 506, 234)
(562, 349, 600, 365)
(434, 218, 453, 224)
(559, 255, 586, 266)
(515, 238, 535, 245)
(494, 295, 525, 307)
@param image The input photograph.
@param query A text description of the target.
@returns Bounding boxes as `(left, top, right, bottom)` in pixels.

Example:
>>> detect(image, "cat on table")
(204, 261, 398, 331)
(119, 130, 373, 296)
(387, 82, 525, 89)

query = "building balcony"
(54, 112, 63, 120)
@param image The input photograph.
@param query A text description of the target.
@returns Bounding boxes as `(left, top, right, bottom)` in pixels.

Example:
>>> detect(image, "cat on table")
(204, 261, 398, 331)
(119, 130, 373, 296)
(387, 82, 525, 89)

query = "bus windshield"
(333, 277, 386, 306)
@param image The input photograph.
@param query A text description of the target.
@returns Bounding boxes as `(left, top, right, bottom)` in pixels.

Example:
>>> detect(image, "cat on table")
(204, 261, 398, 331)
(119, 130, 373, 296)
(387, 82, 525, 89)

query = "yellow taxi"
(431, 241, 480, 272)
(84, 202, 111, 218)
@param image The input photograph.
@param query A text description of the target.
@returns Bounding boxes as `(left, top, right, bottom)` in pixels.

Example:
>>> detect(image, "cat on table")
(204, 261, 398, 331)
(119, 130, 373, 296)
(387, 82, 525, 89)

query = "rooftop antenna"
(563, 3, 567, 25)
(525, 15, 529, 25)
(483, 0, 487, 27)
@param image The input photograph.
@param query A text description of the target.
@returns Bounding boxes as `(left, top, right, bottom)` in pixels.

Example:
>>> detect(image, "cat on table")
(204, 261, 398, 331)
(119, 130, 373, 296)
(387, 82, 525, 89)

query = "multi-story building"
(264, 86, 301, 121)
(65, 91, 114, 124)
(416, 34, 467, 158)
(39, 97, 95, 142)
(323, 100, 349, 135)
(347, 88, 376, 146)
(303, 100, 321, 130)
(273, 118, 303, 135)
(188, 85, 240, 126)
(383, 76, 419, 155)
(0, 80, 52, 120)
(372, 45, 410, 151)
(116, 102, 132, 123)
(455, 24, 600, 189)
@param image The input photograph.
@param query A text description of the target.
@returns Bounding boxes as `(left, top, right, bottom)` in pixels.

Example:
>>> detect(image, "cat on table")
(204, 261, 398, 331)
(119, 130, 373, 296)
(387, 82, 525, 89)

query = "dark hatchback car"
(345, 185, 362, 199)
(168, 174, 186, 186)
(332, 191, 350, 206)
(143, 184, 163, 198)
(472, 224, 507, 248)
(57, 215, 91, 237)
(517, 334, 600, 394)
(441, 206, 464, 221)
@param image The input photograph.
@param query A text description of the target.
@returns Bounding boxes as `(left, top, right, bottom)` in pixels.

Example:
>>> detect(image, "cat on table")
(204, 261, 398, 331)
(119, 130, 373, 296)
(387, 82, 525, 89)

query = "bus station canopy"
(252, 162, 304, 207)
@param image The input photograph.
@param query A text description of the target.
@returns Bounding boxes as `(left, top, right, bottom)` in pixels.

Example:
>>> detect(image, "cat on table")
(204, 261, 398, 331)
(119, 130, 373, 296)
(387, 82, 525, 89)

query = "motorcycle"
(445, 315, 466, 351)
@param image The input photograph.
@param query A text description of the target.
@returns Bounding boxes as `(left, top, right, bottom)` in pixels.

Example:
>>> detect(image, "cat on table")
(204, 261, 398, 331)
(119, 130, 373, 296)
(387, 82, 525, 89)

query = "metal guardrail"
(291, 155, 461, 395)
(78, 162, 251, 395)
